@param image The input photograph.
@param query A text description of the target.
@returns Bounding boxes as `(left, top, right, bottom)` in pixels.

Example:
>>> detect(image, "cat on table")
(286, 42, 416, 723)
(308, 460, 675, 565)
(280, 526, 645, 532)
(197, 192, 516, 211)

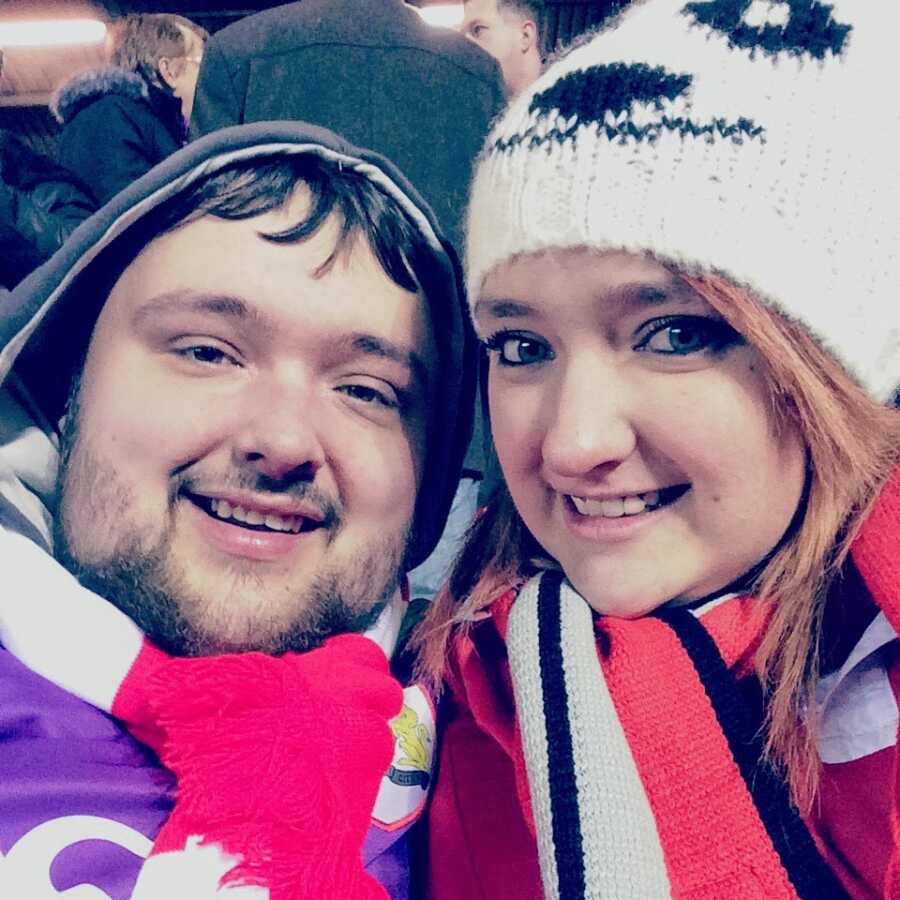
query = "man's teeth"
(570, 491, 661, 518)
(209, 498, 304, 533)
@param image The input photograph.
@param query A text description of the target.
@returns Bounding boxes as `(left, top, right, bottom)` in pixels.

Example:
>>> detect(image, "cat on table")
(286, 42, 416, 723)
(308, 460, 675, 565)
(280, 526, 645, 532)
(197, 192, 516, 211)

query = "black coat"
(53, 68, 186, 207)
(0, 132, 95, 289)
(191, 0, 505, 254)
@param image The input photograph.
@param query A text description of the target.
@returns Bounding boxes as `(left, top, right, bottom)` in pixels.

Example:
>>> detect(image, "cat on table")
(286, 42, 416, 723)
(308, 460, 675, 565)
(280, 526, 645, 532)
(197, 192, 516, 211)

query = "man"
(0, 122, 474, 898)
(190, 0, 503, 254)
(53, 13, 208, 206)
(461, 0, 544, 96)
(191, 0, 502, 598)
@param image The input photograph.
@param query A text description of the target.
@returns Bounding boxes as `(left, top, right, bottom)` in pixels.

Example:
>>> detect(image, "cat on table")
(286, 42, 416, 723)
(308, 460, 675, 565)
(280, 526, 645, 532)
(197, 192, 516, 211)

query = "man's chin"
(181, 598, 389, 657)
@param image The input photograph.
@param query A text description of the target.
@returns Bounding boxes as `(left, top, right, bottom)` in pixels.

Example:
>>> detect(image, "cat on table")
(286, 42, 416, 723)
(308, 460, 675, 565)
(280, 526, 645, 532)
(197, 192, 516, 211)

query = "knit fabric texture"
(466, 0, 900, 403)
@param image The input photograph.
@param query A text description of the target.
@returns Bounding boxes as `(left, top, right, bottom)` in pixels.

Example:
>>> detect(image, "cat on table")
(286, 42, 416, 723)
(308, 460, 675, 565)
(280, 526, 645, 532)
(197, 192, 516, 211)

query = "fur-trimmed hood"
(52, 67, 149, 125)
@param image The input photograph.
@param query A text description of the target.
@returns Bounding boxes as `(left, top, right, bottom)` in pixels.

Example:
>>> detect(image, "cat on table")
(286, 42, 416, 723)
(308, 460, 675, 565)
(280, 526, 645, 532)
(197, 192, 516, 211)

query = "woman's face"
(476, 248, 807, 617)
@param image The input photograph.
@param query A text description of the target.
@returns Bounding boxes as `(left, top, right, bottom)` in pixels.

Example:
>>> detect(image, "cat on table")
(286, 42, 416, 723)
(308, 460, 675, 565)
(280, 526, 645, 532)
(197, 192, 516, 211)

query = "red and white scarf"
(501, 470, 900, 899)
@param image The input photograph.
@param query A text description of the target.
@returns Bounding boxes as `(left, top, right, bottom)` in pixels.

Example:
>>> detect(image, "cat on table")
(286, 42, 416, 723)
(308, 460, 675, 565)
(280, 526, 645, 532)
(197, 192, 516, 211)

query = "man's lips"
(180, 492, 328, 562)
(184, 491, 326, 535)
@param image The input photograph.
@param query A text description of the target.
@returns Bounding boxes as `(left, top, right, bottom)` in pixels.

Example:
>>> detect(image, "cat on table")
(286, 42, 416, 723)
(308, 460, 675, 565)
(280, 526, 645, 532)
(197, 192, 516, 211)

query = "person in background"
(0, 122, 474, 898)
(461, 0, 543, 97)
(52, 13, 208, 206)
(0, 50, 95, 289)
(190, 0, 503, 256)
(0, 130, 95, 289)
(418, 1, 900, 897)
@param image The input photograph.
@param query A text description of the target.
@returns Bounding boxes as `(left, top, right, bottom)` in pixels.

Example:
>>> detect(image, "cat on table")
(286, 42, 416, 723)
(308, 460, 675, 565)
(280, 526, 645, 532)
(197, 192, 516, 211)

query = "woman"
(417, 1, 899, 897)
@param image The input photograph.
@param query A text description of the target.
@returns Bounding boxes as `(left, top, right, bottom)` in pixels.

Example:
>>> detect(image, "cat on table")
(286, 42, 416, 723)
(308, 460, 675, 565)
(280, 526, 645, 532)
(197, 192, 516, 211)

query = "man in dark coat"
(191, 0, 504, 253)
(52, 14, 207, 206)
(0, 132, 95, 289)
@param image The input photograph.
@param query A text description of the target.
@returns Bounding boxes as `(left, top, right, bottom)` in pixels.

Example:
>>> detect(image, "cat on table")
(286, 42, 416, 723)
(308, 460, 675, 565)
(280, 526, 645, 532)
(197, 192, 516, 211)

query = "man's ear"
(520, 19, 538, 53)
(157, 57, 179, 90)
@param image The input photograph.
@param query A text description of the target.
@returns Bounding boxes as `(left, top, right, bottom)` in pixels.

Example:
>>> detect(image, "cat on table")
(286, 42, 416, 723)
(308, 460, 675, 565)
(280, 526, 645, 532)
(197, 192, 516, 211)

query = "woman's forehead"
(476, 248, 706, 318)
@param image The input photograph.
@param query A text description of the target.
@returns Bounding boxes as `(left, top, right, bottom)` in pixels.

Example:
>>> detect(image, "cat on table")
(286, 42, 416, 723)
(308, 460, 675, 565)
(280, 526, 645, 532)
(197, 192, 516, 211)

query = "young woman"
(417, 2, 900, 897)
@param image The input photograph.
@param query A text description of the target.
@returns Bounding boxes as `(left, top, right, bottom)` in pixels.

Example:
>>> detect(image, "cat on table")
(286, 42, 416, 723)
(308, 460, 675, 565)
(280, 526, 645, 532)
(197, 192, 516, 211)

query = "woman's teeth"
(570, 491, 661, 519)
(209, 498, 304, 533)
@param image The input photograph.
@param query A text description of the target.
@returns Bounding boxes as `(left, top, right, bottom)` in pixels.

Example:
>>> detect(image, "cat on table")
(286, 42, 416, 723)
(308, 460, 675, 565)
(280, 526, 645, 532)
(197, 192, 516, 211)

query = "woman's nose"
(540, 363, 637, 482)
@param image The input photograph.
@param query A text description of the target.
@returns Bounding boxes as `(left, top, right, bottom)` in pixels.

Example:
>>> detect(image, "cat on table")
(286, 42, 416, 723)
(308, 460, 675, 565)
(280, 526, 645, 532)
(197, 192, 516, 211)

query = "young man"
(0, 122, 474, 898)
(461, 0, 544, 97)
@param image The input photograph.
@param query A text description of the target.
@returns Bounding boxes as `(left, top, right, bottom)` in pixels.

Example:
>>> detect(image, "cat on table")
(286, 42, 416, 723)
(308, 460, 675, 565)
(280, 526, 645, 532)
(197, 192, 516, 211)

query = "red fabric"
(852, 469, 900, 636)
(809, 647, 899, 899)
(426, 475, 900, 899)
(600, 610, 795, 897)
(113, 633, 402, 898)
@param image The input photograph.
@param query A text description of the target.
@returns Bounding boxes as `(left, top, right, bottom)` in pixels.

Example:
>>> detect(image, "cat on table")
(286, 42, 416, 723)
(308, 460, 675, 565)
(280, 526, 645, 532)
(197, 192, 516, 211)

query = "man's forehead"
(464, 0, 499, 22)
(104, 203, 435, 364)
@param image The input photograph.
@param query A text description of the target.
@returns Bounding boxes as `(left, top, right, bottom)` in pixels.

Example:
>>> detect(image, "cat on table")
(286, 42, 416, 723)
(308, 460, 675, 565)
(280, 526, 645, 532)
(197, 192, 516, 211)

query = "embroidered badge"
(370, 684, 435, 830)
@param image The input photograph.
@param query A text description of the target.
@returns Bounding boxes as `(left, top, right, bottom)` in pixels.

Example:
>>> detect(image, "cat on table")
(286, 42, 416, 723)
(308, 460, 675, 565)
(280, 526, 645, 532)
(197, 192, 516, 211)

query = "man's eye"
(635, 316, 742, 356)
(339, 383, 398, 409)
(175, 344, 237, 366)
(484, 332, 553, 367)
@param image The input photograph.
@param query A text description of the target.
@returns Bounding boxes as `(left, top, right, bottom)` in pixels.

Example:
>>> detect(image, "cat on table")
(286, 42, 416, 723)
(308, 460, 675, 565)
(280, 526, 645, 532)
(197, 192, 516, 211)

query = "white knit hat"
(467, 0, 899, 402)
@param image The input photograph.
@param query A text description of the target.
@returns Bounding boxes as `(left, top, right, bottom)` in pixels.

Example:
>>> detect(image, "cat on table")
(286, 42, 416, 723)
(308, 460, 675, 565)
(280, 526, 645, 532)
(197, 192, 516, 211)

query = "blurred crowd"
(0, 0, 544, 292)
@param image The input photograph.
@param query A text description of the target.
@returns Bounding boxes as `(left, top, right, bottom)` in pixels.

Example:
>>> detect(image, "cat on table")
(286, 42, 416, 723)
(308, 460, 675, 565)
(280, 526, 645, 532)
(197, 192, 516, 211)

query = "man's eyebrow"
(341, 333, 431, 392)
(131, 291, 259, 327)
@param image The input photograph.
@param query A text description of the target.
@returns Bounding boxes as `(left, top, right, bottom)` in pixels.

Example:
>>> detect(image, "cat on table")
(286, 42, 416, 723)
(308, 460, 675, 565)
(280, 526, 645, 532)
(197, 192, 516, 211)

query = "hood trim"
(51, 67, 149, 124)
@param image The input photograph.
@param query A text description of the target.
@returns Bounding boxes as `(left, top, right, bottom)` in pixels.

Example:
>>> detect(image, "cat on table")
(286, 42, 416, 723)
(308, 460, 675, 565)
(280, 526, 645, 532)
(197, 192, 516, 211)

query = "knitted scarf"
(505, 471, 900, 899)
(0, 544, 424, 899)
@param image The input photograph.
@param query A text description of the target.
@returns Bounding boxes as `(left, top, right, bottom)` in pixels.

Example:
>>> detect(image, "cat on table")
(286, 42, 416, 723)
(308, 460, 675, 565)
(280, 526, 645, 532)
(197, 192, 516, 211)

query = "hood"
(0, 120, 476, 567)
(52, 67, 149, 125)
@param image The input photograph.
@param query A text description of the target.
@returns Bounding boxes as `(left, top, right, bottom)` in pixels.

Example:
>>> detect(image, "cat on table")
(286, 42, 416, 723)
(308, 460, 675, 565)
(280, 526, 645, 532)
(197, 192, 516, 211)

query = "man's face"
(162, 25, 204, 121)
(57, 187, 435, 655)
(462, 0, 532, 95)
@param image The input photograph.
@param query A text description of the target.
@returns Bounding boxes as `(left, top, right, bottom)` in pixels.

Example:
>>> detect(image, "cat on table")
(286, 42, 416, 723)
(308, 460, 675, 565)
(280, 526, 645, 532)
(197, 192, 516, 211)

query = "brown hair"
(107, 13, 208, 94)
(414, 271, 900, 807)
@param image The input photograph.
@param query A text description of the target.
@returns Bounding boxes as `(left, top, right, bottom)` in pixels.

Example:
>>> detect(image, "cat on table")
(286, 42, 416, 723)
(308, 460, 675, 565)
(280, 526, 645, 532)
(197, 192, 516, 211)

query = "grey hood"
(0, 121, 476, 567)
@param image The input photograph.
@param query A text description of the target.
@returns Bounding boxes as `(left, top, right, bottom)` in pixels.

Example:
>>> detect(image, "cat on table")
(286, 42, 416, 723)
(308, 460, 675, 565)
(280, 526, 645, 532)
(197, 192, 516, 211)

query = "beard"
(54, 382, 410, 657)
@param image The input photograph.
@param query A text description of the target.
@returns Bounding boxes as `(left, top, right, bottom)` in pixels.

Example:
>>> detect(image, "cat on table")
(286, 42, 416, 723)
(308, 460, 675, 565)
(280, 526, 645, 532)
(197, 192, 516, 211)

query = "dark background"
(0, 0, 625, 154)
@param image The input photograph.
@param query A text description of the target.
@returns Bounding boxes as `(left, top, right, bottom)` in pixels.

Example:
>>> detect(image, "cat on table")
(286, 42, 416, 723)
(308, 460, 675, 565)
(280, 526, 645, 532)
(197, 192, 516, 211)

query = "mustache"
(175, 469, 342, 529)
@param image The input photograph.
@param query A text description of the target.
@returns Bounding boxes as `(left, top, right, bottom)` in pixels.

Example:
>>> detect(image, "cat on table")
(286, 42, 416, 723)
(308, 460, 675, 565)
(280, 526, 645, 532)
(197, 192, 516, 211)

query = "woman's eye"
(340, 383, 398, 409)
(636, 316, 741, 356)
(484, 332, 553, 367)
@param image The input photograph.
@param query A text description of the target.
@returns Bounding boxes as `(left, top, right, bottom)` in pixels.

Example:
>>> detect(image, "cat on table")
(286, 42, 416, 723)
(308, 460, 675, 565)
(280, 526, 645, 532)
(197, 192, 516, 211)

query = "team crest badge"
(370, 684, 436, 830)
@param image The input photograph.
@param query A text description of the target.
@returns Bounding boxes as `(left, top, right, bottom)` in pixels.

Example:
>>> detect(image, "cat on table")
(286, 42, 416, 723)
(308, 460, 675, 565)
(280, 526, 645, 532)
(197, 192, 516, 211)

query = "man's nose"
(231, 373, 326, 481)
(539, 359, 637, 481)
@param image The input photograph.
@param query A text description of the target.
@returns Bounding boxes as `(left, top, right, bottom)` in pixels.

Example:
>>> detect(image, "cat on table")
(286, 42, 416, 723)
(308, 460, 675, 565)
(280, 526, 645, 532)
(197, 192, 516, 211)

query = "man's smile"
(186, 491, 327, 535)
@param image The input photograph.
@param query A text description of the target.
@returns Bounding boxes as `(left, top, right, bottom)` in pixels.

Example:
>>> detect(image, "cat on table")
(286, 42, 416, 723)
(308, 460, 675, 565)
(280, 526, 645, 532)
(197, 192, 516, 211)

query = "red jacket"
(424, 480, 900, 899)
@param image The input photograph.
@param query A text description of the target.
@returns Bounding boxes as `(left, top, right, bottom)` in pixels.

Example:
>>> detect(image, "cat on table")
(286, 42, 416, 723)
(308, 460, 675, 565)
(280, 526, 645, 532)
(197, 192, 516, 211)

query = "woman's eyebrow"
(472, 298, 535, 319)
(601, 281, 697, 310)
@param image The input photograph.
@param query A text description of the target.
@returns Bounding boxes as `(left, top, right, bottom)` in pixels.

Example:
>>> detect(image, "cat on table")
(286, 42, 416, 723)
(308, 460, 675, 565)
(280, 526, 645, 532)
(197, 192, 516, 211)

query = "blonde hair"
(414, 271, 900, 806)
(107, 14, 208, 94)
